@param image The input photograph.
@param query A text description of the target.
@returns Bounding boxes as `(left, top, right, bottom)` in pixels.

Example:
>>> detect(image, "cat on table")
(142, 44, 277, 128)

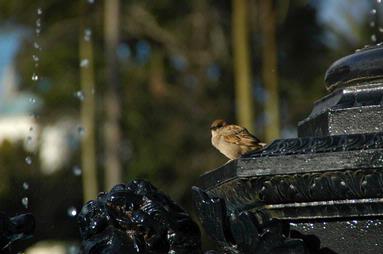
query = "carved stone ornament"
(78, 180, 203, 254)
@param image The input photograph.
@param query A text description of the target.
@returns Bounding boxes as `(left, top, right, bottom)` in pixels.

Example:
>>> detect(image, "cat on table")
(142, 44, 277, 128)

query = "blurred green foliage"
(0, 0, 376, 251)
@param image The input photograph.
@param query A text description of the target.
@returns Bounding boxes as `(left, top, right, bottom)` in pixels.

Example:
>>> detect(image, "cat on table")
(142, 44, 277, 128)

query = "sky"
(315, 0, 371, 47)
(0, 29, 40, 116)
(0, 32, 20, 95)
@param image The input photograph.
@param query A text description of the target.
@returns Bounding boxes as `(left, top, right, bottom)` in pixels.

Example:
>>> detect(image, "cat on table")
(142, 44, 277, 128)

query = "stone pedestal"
(193, 46, 383, 253)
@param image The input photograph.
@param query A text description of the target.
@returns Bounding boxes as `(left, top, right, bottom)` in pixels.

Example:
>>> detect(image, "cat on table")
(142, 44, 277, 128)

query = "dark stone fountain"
(0, 213, 35, 253)
(193, 46, 383, 253)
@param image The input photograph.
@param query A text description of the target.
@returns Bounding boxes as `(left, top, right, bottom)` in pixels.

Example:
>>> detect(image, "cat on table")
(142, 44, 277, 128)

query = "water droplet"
(22, 197, 29, 208)
(32, 73, 39, 81)
(371, 21, 376, 27)
(74, 90, 85, 101)
(29, 98, 36, 104)
(80, 59, 89, 68)
(84, 29, 92, 41)
(73, 165, 82, 176)
(371, 34, 377, 42)
(68, 245, 80, 254)
(371, 9, 377, 15)
(25, 156, 32, 165)
(33, 42, 41, 50)
(23, 182, 29, 190)
(378, 0, 382, 3)
(90, 220, 97, 230)
(36, 19, 41, 27)
(32, 55, 39, 62)
(67, 207, 78, 217)
(78, 126, 85, 135)
(37, 8, 42, 15)
(87, 0, 95, 4)
(35, 28, 41, 35)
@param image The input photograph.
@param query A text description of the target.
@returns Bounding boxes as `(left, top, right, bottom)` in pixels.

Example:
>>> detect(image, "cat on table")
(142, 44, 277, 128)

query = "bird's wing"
(222, 125, 261, 147)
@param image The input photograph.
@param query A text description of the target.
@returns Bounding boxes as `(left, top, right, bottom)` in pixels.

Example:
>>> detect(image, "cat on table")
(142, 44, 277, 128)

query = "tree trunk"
(232, 0, 254, 132)
(80, 24, 98, 202)
(104, 0, 122, 190)
(260, 0, 280, 142)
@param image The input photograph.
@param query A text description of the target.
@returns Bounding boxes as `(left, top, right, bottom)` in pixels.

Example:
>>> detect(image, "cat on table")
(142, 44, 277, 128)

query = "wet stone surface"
(325, 45, 383, 91)
(290, 219, 383, 253)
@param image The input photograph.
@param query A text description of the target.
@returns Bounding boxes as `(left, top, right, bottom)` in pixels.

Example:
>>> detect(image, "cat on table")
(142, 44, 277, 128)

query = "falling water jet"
(31, 73, 39, 81)
(67, 207, 78, 217)
(77, 126, 85, 136)
(25, 156, 32, 165)
(21, 197, 29, 208)
(74, 90, 85, 101)
(84, 28, 92, 41)
(73, 165, 82, 176)
(80, 59, 89, 68)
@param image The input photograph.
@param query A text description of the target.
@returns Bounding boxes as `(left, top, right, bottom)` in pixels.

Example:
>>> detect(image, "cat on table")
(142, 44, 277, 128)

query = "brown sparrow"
(210, 119, 266, 160)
